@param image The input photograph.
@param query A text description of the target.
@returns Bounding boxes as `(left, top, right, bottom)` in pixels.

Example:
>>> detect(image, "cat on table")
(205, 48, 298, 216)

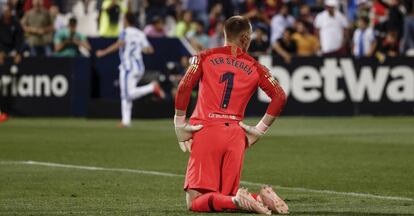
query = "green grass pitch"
(0, 117, 413, 216)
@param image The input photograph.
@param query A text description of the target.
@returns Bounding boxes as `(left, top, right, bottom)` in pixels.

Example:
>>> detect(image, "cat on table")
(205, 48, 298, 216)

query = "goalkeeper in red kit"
(174, 16, 288, 215)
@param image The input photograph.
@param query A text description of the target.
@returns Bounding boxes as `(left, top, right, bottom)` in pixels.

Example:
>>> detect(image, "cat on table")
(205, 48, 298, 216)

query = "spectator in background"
(293, 20, 319, 56)
(21, 0, 54, 56)
(352, 17, 376, 57)
(239, 0, 260, 21)
(272, 28, 297, 63)
(98, 0, 125, 37)
(370, 0, 388, 26)
(401, 6, 414, 55)
(72, 0, 99, 37)
(0, 4, 23, 65)
(238, 0, 268, 26)
(262, 0, 283, 23)
(54, 17, 91, 57)
(8, 0, 25, 19)
(144, 16, 167, 37)
(49, 4, 67, 31)
(187, 20, 209, 51)
(378, 31, 400, 57)
(207, 3, 224, 36)
(23, 0, 51, 12)
(387, 0, 404, 40)
(208, 20, 224, 48)
(184, 0, 208, 24)
(286, 0, 302, 18)
(164, 0, 184, 36)
(145, 0, 167, 25)
(355, 0, 370, 21)
(298, 4, 315, 33)
(270, 4, 295, 44)
(248, 24, 270, 57)
(314, 0, 349, 56)
(209, 0, 234, 18)
(175, 10, 193, 37)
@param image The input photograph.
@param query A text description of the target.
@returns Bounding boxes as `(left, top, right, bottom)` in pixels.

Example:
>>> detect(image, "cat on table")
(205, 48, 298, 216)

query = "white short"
(119, 60, 144, 100)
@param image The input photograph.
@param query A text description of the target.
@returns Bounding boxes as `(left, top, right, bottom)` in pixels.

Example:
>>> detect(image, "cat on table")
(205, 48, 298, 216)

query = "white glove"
(174, 115, 203, 152)
(239, 120, 269, 147)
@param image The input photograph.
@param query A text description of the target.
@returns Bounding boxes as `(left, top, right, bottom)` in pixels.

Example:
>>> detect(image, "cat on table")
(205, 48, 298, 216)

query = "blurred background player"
(0, 108, 8, 123)
(96, 12, 165, 127)
(174, 16, 288, 215)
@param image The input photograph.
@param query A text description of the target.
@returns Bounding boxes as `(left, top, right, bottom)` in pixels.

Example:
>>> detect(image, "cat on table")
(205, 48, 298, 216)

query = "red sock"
(191, 192, 237, 212)
(251, 193, 259, 200)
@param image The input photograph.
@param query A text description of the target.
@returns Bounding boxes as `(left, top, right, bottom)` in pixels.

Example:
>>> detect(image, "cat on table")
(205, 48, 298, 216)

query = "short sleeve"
(141, 33, 151, 48)
(352, 30, 358, 44)
(340, 14, 349, 28)
(77, 32, 86, 41)
(53, 30, 64, 44)
(119, 30, 126, 41)
(44, 14, 52, 26)
(314, 13, 322, 29)
(102, 0, 111, 9)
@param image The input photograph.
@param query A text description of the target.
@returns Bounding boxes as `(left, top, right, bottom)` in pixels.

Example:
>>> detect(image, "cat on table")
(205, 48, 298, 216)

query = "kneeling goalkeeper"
(174, 16, 288, 215)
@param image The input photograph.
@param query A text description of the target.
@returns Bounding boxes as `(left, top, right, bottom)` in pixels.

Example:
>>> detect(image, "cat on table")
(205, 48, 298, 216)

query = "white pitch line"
(1, 160, 413, 202)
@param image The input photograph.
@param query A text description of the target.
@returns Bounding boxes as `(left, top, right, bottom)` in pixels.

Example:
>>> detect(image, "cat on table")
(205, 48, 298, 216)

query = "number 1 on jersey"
(219, 72, 234, 109)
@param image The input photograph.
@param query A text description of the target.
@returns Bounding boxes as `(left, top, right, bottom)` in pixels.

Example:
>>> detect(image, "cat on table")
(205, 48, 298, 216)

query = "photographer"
(53, 17, 91, 57)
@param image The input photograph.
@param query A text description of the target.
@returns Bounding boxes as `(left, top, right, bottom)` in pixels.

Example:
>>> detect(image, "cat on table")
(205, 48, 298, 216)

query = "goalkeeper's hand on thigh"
(174, 115, 203, 152)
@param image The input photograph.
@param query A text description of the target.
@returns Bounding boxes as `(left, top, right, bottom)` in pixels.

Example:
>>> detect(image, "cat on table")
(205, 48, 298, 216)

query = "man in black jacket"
(0, 4, 24, 65)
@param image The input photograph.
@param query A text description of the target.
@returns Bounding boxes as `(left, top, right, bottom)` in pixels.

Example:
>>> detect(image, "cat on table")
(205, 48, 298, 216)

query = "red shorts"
(184, 121, 247, 196)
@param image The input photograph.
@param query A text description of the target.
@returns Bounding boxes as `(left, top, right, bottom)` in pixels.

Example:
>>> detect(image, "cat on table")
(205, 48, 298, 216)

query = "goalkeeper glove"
(174, 115, 203, 152)
(239, 120, 269, 147)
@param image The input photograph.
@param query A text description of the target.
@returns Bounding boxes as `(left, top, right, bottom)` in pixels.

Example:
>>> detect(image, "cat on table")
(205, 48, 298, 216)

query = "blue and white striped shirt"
(118, 27, 151, 72)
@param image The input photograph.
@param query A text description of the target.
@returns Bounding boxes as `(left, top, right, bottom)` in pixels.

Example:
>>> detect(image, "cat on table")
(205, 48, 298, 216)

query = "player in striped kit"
(96, 13, 165, 127)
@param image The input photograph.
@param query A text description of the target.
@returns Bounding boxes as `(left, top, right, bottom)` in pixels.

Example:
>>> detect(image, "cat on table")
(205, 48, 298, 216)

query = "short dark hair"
(224, 16, 251, 41)
(69, 17, 77, 26)
(284, 27, 295, 35)
(195, 20, 205, 27)
(125, 12, 136, 26)
(152, 16, 164, 24)
(359, 16, 369, 24)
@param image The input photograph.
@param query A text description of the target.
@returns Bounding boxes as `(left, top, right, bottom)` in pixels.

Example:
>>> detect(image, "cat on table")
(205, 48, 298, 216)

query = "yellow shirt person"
(292, 21, 319, 56)
(99, 0, 127, 37)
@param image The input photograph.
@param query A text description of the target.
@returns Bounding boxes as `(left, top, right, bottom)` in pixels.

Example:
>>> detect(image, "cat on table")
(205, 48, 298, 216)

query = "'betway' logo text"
(0, 74, 69, 97)
(258, 56, 414, 103)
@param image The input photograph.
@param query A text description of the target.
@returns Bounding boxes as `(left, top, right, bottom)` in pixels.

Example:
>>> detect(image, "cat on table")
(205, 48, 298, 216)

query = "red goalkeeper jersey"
(175, 46, 286, 124)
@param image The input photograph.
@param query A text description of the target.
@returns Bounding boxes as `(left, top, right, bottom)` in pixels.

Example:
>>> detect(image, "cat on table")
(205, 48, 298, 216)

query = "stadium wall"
(0, 40, 413, 117)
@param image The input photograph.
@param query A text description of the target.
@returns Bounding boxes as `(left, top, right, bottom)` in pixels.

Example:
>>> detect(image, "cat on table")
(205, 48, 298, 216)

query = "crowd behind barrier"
(1, 0, 414, 117)
(0, 47, 412, 117)
(1, 0, 414, 64)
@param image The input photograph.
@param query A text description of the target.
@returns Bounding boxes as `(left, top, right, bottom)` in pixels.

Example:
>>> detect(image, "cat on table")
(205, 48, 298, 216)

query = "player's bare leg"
(257, 185, 289, 214)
